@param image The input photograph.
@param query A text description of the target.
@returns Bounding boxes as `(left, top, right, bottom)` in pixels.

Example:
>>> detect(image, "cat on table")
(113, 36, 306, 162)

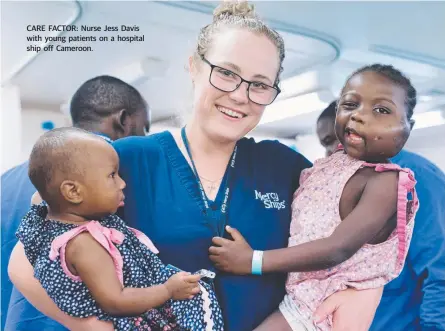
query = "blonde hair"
(193, 1, 285, 85)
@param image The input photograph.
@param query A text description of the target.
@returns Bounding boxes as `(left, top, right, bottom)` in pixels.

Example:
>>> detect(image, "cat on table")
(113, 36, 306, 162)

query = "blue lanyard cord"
(180, 126, 237, 237)
(93, 132, 113, 144)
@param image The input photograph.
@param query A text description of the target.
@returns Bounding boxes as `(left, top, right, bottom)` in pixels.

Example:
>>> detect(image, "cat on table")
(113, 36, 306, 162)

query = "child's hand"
(164, 272, 201, 300)
(209, 226, 253, 275)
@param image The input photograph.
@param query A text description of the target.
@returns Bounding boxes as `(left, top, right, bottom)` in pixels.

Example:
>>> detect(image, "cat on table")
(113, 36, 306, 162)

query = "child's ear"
(30, 192, 43, 205)
(60, 180, 83, 204)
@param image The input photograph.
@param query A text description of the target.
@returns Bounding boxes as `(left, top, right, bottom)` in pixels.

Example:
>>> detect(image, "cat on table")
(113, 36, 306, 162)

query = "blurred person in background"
(316, 101, 339, 157)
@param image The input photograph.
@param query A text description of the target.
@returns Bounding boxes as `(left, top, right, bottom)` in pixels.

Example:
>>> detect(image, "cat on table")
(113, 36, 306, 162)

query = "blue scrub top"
(1, 161, 37, 330)
(371, 150, 445, 331)
(113, 131, 311, 331)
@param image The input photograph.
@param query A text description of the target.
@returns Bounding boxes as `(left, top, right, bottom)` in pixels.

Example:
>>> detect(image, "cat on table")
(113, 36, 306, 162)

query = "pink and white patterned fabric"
(285, 150, 419, 330)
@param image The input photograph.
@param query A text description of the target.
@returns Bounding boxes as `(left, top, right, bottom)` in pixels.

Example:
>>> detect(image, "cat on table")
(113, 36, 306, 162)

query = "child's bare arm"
(210, 171, 400, 274)
(66, 233, 201, 317)
(261, 171, 399, 273)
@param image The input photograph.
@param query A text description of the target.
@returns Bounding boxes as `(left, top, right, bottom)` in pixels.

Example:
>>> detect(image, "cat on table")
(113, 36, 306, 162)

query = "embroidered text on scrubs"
(254, 190, 286, 210)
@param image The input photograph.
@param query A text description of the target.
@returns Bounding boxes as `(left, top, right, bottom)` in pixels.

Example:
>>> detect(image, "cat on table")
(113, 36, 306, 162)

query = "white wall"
(293, 134, 325, 162)
(21, 108, 71, 162)
(1, 85, 22, 174)
(405, 125, 445, 171)
(20, 108, 70, 163)
(1, 107, 70, 174)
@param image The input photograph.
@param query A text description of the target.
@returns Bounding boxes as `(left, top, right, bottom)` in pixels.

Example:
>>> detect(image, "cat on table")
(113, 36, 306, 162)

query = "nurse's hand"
(209, 226, 253, 275)
(313, 287, 383, 331)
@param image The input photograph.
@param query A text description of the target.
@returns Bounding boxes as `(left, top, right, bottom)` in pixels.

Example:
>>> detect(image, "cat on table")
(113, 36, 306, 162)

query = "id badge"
(165, 264, 215, 279)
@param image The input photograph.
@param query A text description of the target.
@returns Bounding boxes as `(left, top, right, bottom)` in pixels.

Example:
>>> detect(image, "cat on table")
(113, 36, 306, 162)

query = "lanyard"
(181, 126, 237, 237)
(93, 132, 113, 144)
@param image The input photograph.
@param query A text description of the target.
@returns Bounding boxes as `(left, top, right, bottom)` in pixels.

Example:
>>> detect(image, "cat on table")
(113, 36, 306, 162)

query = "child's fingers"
(209, 246, 224, 255)
(187, 286, 200, 299)
(211, 236, 232, 247)
(176, 271, 191, 277)
(225, 225, 245, 242)
(184, 274, 201, 283)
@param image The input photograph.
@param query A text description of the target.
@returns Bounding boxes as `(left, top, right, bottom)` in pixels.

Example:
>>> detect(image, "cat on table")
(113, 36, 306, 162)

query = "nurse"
(8, 2, 383, 330)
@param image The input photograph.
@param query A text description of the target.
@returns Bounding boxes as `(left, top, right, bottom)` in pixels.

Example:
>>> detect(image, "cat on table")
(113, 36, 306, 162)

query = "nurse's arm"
(8, 241, 114, 331)
(314, 287, 383, 331)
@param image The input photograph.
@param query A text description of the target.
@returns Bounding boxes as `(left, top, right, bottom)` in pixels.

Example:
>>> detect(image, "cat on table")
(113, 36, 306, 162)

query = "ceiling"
(2, 1, 445, 139)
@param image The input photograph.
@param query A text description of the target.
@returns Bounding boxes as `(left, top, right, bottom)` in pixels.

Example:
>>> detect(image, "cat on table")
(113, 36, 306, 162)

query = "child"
(16, 127, 223, 331)
(209, 64, 419, 330)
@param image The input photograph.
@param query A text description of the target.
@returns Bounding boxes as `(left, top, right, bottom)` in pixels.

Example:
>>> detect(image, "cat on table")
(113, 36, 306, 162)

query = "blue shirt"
(2, 133, 113, 331)
(371, 150, 445, 331)
(1, 161, 37, 330)
(113, 132, 311, 331)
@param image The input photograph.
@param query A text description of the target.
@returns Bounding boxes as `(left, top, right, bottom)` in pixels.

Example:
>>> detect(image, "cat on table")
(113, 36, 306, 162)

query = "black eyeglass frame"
(201, 55, 281, 106)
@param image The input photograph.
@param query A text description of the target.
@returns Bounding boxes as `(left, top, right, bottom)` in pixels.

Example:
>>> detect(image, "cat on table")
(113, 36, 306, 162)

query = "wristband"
(251, 250, 264, 275)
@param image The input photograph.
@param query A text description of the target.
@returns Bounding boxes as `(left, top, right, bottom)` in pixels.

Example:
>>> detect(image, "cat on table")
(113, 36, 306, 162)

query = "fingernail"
(226, 225, 231, 229)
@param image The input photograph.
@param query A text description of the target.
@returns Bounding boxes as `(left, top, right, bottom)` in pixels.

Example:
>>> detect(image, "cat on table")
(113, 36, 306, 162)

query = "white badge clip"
(195, 269, 216, 279)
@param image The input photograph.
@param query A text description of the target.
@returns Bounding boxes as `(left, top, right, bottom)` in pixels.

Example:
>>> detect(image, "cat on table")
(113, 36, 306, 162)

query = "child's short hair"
(70, 75, 147, 126)
(28, 127, 104, 205)
(342, 64, 417, 120)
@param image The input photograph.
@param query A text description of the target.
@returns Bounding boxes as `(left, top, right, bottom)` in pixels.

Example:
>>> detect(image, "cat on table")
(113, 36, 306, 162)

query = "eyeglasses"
(201, 56, 280, 106)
